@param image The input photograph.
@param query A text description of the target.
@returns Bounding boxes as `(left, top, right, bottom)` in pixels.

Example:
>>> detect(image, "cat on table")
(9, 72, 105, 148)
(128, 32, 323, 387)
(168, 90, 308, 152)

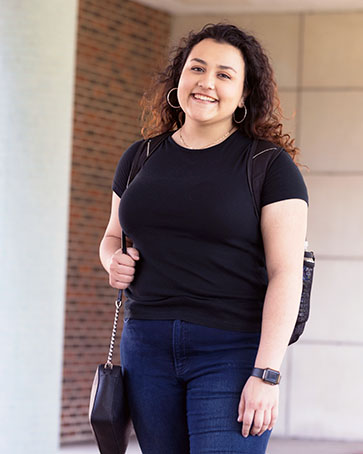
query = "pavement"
(59, 434, 363, 454)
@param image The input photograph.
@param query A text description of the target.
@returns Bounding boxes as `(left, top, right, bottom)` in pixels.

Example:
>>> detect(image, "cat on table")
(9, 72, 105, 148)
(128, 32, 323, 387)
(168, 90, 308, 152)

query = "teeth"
(193, 94, 216, 102)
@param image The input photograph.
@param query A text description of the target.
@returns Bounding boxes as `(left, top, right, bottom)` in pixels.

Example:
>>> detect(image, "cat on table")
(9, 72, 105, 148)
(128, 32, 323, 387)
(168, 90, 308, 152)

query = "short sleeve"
(261, 150, 309, 207)
(112, 139, 143, 198)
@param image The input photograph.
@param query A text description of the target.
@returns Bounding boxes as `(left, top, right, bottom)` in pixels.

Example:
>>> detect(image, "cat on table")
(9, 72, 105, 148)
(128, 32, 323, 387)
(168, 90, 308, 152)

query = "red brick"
(60, 0, 171, 444)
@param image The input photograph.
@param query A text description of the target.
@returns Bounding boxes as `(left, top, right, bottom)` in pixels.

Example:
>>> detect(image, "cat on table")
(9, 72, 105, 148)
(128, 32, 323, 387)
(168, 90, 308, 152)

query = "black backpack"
(121, 131, 315, 345)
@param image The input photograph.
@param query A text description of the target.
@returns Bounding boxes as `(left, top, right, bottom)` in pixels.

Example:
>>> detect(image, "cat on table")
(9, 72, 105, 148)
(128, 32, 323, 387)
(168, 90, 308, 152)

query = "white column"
(0, 1, 78, 452)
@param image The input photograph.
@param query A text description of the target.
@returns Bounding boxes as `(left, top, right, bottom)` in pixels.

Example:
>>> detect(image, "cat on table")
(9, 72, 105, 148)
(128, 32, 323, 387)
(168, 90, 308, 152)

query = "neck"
(180, 120, 236, 149)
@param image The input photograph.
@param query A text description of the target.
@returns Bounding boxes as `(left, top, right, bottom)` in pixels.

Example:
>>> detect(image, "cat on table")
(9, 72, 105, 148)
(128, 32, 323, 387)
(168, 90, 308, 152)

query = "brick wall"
(61, 0, 171, 444)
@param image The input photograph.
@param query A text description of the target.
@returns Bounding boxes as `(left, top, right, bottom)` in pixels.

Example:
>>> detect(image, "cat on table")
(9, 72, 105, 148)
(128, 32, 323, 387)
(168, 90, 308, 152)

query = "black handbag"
(89, 235, 132, 454)
(126, 131, 315, 346)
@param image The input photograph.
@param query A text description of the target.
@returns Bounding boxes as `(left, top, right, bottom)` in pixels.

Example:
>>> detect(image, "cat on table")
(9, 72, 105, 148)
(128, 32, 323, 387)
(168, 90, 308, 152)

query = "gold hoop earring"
(233, 105, 247, 124)
(166, 87, 181, 109)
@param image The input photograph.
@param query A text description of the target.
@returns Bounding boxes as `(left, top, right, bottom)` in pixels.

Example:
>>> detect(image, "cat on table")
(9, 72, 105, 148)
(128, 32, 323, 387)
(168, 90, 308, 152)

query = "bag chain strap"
(104, 295, 122, 369)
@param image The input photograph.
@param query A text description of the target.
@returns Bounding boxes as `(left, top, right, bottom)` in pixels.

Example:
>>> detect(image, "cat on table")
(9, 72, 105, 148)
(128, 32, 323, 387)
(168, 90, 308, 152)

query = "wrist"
(254, 360, 282, 370)
(251, 367, 281, 385)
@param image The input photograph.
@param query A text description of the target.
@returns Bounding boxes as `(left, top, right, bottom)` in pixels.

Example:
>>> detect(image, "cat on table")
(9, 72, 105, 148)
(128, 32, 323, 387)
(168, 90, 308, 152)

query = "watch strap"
(251, 367, 281, 385)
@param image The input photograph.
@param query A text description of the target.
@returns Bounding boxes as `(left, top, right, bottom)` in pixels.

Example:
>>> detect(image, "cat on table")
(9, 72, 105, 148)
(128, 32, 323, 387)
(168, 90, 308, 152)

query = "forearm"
(99, 235, 121, 273)
(254, 273, 302, 371)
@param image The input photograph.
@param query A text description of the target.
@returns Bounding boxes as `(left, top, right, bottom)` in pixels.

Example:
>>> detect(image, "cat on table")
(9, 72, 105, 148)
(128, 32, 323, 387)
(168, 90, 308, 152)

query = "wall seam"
(294, 13, 305, 148)
(279, 87, 363, 92)
(284, 12, 305, 438)
(305, 171, 363, 176)
(299, 340, 363, 347)
(312, 255, 363, 261)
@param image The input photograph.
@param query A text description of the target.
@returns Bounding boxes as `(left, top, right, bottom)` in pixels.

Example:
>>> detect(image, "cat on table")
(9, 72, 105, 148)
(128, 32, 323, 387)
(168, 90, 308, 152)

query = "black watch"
(251, 367, 281, 385)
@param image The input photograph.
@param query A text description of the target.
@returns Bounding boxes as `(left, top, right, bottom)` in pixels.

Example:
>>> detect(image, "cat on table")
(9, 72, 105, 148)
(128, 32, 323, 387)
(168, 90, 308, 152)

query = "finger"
(109, 261, 135, 279)
(112, 252, 136, 267)
(257, 410, 271, 436)
(241, 409, 254, 438)
(250, 409, 264, 436)
(109, 274, 134, 289)
(109, 278, 129, 290)
(115, 273, 134, 283)
(126, 247, 140, 261)
(268, 406, 279, 431)
(113, 264, 135, 276)
(237, 395, 245, 422)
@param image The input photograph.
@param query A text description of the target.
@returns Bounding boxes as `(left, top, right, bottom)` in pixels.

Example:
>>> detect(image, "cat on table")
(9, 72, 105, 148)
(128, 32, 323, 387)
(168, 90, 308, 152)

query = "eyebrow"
(190, 57, 237, 74)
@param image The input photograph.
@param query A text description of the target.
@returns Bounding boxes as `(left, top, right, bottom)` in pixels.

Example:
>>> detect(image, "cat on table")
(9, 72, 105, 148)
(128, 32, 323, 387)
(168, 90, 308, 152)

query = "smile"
(192, 93, 218, 103)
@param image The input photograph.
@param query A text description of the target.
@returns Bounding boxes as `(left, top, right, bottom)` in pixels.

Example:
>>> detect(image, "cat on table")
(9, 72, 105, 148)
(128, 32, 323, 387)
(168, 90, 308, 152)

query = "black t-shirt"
(112, 130, 308, 332)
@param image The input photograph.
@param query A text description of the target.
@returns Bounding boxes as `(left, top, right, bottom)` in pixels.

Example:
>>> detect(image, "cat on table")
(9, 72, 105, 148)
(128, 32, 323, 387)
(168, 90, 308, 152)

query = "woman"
(99, 23, 308, 454)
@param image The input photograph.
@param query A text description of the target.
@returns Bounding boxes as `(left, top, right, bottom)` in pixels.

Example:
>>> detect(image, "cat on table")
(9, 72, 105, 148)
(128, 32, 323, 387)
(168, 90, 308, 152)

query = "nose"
(197, 71, 215, 90)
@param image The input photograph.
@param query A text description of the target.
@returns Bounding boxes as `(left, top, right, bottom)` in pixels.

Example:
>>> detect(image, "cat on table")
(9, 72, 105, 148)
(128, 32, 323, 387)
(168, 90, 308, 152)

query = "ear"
(238, 97, 244, 108)
(240, 87, 250, 105)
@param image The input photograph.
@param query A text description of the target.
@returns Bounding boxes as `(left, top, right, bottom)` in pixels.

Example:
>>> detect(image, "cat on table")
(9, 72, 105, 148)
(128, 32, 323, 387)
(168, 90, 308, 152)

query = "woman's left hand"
(237, 376, 279, 437)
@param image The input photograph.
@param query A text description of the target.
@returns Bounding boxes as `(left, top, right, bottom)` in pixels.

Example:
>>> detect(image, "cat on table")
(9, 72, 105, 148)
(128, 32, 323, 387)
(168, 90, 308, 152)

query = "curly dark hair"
(140, 22, 299, 161)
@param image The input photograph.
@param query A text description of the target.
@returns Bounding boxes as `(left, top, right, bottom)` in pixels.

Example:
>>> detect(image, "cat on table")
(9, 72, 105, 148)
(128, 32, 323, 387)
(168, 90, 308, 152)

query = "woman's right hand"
(108, 247, 140, 289)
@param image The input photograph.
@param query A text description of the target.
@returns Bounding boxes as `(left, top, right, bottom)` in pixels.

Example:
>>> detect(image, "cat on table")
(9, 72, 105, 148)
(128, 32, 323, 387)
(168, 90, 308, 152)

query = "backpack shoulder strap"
(126, 131, 173, 188)
(246, 139, 282, 221)
(121, 130, 172, 280)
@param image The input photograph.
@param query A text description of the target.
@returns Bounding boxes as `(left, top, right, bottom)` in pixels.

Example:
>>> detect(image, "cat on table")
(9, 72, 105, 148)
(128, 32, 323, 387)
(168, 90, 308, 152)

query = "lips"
(191, 93, 218, 103)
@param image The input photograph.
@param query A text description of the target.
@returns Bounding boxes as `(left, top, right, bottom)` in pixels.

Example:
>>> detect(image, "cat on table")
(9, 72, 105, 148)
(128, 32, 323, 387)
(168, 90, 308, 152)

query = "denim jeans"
(120, 318, 272, 454)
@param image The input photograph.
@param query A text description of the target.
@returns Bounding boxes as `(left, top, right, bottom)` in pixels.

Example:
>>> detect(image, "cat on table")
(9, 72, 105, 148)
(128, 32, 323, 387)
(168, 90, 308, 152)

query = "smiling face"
(177, 38, 246, 127)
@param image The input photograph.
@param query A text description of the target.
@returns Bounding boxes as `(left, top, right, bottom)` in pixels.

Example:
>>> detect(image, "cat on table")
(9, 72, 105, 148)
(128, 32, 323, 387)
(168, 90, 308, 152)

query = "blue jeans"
(120, 319, 272, 454)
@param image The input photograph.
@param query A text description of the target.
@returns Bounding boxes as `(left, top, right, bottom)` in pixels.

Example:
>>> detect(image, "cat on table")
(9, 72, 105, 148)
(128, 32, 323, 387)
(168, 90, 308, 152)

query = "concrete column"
(0, 1, 78, 452)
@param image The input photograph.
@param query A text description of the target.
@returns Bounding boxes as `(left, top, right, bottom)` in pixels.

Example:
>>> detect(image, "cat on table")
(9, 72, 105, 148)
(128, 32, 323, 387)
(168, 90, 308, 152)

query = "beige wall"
(171, 12, 363, 441)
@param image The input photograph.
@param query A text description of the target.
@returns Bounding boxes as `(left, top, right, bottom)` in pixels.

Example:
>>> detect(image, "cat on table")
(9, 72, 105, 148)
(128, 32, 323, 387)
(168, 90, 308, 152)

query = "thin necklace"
(178, 126, 236, 149)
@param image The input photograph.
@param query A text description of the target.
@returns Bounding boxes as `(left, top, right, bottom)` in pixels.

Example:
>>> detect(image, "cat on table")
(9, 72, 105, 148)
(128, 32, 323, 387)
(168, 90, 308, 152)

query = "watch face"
(264, 369, 280, 384)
